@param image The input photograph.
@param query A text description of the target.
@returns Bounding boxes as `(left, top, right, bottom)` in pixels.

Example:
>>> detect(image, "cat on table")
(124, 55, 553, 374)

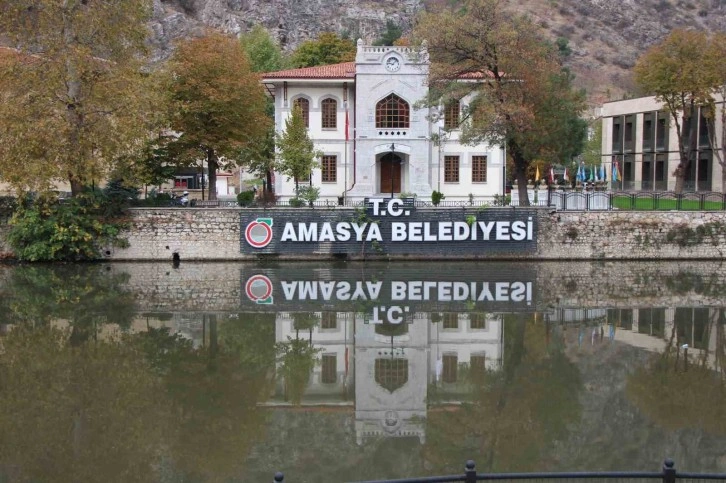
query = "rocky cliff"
(149, 0, 726, 106)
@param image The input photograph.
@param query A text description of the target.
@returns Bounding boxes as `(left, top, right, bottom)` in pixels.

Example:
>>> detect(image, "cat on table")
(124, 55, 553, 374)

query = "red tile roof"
(262, 62, 356, 80)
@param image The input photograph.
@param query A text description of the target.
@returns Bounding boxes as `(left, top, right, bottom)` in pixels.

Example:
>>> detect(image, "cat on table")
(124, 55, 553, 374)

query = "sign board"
(240, 200, 537, 256)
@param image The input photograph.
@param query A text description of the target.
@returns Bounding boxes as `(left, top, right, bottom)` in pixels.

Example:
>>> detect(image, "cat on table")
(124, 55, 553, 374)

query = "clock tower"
(347, 40, 434, 198)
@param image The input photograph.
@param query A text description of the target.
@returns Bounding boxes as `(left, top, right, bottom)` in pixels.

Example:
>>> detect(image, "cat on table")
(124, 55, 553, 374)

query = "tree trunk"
(509, 141, 530, 206)
(207, 148, 218, 201)
(63, 1, 85, 197)
(265, 170, 273, 195)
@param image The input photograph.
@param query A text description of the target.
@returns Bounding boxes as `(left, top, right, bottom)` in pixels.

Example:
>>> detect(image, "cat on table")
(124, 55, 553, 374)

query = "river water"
(0, 261, 725, 482)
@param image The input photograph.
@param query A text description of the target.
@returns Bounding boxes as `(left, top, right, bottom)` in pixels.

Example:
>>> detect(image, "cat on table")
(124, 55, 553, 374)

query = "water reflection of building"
(603, 307, 723, 368)
(550, 306, 724, 370)
(268, 311, 504, 445)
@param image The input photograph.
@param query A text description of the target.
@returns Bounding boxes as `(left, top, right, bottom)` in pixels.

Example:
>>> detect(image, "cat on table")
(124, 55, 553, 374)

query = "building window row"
(292, 97, 339, 130)
(444, 155, 488, 183)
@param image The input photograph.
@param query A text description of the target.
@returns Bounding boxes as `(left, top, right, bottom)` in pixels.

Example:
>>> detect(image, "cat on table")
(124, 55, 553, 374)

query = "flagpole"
(344, 103, 348, 203)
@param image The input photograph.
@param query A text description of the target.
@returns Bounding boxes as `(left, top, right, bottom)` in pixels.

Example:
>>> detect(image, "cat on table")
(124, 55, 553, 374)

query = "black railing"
(272, 459, 726, 483)
(133, 191, 726, 211)
(543, 190, 726, 211)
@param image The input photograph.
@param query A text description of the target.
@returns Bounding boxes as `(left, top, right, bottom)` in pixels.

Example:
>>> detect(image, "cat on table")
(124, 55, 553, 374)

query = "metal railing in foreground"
(272, 459, 726, 483)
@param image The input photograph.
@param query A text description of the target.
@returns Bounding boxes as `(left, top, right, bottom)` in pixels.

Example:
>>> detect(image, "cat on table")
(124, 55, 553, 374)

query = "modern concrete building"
(261, 40, 506, 203)
(601, 95, 725, 192)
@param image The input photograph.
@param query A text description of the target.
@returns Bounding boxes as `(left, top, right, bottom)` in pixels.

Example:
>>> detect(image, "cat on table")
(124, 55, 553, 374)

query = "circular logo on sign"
(245, 275, 273, 304)
(245, 218, 273, 248)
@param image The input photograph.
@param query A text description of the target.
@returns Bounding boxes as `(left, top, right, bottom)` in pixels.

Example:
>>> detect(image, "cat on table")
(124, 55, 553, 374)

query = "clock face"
(385, 57, 401, 72)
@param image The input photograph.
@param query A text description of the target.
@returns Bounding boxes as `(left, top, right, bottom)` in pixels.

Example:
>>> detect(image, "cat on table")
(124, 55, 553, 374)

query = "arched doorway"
(380, 152, 403, 195)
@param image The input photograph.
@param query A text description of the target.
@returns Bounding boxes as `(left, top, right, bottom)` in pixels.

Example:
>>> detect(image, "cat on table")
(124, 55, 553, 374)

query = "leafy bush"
(431, 190, 445, 206)
(297, 185, 320, 206)
(7, 192, 129, 262)
(237, 190, 256, 207)
(288, 197, 305, 207)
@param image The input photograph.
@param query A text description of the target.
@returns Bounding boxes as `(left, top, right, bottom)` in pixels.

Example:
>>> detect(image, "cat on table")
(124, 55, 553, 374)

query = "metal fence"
(532, 190, 726, 211)
(159, 191, 726, 211)
(272, 459, 726, 483)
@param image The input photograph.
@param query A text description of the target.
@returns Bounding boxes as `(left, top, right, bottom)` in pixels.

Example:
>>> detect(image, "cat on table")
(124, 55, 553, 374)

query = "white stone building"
(261, 41, 506, 203)
(601, 95, 725, 192)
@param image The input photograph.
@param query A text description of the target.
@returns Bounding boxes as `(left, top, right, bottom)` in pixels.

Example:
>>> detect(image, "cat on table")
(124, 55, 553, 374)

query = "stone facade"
(3, 207, 726, 262)
(98, 207, 726, 262)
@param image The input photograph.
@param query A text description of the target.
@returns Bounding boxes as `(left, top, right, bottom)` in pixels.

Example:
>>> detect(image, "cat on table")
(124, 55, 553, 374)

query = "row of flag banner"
(535, 161, 622, 183)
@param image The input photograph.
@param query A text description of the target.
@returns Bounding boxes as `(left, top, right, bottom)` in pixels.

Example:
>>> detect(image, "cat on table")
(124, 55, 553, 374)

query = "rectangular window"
(444, 100, 460, 129)
(612, 116, 623, 153)
(321, 312, 337, 329)
(469, 313, 486, 329)
(444, 155, 460, 183)
(321, 354, 337, 384)
(321, 155, 337, 183)
(442, 354, 458, 383)
(470, 354, 487, 376)
(443, 313, 458, 329)
(624, 114, 636, 152)
(656, 112, 668, 151)
(472, 155, 487, 183)
(321, 98, 337, 129)
(642, 112, 654, 152)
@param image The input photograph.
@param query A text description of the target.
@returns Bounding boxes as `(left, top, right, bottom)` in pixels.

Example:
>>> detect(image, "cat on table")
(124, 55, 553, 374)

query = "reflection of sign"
(239, 201, 537, 256)
(245, 274, 274, 304)
(244, 218, 273, 248)
(240, 264, 537, 313)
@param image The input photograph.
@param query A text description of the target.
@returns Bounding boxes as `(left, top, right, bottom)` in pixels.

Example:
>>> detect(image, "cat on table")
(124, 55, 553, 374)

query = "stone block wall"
(3, 207, 726, 261)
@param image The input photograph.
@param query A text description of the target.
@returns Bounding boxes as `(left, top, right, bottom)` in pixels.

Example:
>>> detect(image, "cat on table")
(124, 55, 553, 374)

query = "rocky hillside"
(150, 0, 726, 106)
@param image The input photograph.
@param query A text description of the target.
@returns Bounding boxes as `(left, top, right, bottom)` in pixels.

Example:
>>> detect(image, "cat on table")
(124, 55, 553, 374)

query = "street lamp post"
(390, 143, 395, 199)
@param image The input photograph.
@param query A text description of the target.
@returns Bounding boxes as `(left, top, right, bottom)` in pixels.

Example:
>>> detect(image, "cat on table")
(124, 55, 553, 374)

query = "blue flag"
(600, 164, 606, 181)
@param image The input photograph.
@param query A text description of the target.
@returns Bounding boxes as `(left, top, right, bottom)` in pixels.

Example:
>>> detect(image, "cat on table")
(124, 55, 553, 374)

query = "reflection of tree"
(626, 313, 726, 434)
(0, 265, 136, 343)
(0, 325, 169, 483)
(277, 313, 321, 404)
(0, 313, 279, 482)
(424, 314, 582, 473)
(141, 315, 277, 481)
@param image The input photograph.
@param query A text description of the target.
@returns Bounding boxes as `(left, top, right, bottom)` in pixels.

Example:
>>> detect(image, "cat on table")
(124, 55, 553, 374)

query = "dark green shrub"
(288, 197, 305, 207)
(7, 193, 129, 262)
(237, 190, 256, 207)
(431, 190, 445, 206)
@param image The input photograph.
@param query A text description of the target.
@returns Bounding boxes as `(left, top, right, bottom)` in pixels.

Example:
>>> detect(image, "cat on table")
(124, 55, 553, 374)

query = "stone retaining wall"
(3, 207, 726, 261)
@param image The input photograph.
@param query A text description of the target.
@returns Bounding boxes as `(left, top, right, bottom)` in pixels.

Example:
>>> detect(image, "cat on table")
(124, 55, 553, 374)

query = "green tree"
(290, 32, 356, 68)
(0, 0, 160, 196)
(165, 32, 270, 201)
(415, 0, 587, 205)
(581, 120, 603, 168)
(373, 19, 404, 46)
(240, 25, 288, 73)
(240, 128, 277, 197)
(277, 105, 321, 196)
(633, 29, 725, 193)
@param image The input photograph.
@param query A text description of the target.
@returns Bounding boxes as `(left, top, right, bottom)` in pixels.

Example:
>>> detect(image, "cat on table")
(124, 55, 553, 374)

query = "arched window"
(376, 94, 410, 129)
(293, 97, 309, 127)
(321, 98, 337, 129)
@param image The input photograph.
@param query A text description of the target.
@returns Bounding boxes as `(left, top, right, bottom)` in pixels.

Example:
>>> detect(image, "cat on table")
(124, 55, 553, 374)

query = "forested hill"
(149, 0, 726, 106)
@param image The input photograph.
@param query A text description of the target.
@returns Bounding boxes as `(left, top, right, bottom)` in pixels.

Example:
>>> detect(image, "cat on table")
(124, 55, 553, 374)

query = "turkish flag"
(345, 109, 349, 141)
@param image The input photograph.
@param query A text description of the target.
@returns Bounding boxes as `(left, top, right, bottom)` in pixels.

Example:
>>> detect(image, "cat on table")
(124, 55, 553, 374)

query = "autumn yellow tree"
(165, 32, 270, 201)
(633, 29, 726, 193)
(414, 0, 587, 205)
(0, 0, 160, 196)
